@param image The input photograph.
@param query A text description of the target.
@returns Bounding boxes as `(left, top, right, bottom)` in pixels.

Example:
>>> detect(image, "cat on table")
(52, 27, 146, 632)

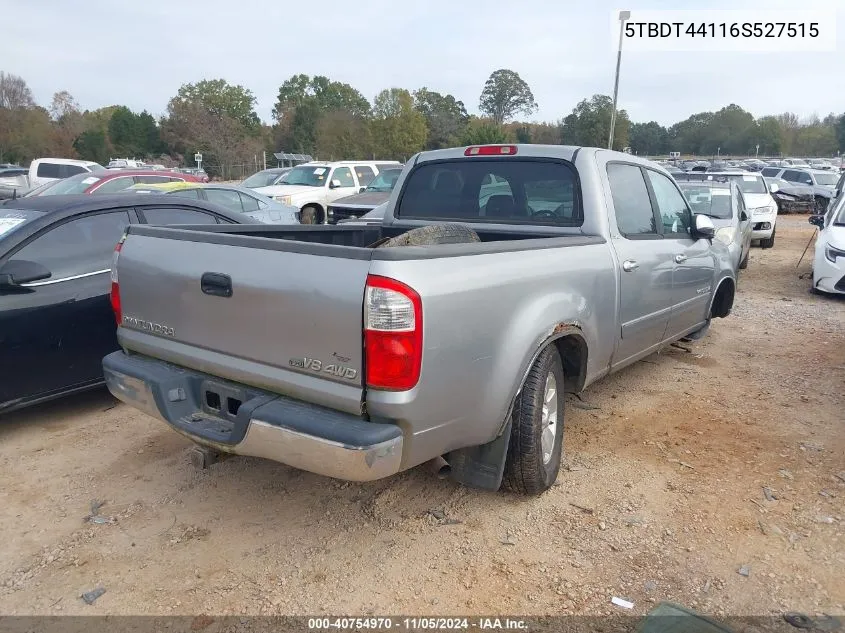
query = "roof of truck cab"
(411, 145, 660, 167)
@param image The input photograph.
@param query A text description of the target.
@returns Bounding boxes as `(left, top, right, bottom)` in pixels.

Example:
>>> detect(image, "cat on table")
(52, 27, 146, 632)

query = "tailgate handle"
(201, 273, 233, 298)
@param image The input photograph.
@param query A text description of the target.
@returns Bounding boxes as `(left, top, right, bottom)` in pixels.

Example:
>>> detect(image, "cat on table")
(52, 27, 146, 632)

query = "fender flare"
(448, 325, 588, 491)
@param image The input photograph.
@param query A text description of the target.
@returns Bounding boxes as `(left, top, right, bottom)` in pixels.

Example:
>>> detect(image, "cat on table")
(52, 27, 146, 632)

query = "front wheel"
(300, 205, 323, 225)
(503, 346, 565, 495)
(760, 228, 776, 249)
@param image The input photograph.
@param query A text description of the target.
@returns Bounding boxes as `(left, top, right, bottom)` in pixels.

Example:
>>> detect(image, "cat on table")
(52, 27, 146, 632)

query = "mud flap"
(447, 420, 512, 491)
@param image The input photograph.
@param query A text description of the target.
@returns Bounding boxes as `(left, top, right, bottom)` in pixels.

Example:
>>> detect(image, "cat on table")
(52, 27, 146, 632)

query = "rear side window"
(93, 176, 134, 193)
(607, 164, 656, 236)
(135, 175, 172, 184)
(36, 162, 61, 178)
(761, 167, 780, 178)
(397, 159, 581, 226)
(169, 188, 201, 199)
(332, 167, 355, 187)
(62, 164, 87, 177)
(781, 170, 800, 182)
(11, 211, 130, 279)
(205, 188, 244, 212)
(354, 166, 375, 185)
(142, 207, 218, 224)
(239, 192, 260, 212)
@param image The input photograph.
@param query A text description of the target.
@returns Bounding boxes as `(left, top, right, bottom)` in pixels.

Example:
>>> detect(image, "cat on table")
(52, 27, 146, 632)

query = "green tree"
(370, 88, 427, 159)
(560, 95, 629, 151)
(835, 114, 845, 153)
(413, 87, 469, 149)
(459, 118, 508, 145)
(753, 116, 783, 156)
(271, 74, 370, 156)
(629, 121, 669, 156)
(108, 106, 142, 156)
(668, 112, 715, 155)
(73, 129, 109, 164)
(316, 111, 371, 160)
(479, 69, 537, 125)
(171, 79, 260, 131)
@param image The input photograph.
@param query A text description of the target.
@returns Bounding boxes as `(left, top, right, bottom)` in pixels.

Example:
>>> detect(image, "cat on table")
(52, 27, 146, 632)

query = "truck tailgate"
(115, 231, 369, 414)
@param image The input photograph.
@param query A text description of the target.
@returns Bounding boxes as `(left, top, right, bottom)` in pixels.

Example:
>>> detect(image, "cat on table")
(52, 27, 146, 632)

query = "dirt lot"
(1, 215, 843, 618)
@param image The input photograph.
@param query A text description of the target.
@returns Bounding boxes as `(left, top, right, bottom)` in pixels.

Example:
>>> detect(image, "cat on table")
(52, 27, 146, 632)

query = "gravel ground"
(0, 215, 842, 619)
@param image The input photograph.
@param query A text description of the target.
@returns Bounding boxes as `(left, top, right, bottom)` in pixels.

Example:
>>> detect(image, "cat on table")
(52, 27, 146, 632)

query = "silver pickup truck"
(103, 145, 735, 495)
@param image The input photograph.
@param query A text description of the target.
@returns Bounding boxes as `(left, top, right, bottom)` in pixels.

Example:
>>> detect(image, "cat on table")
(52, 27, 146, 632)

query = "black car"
(0, 194, 260, 414)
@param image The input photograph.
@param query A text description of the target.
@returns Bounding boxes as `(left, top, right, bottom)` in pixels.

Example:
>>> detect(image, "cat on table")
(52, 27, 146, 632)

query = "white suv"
(254, 161, 401, 224)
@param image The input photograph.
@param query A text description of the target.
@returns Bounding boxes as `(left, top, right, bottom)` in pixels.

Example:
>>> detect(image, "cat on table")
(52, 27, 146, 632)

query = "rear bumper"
(103, 351, 403, 481)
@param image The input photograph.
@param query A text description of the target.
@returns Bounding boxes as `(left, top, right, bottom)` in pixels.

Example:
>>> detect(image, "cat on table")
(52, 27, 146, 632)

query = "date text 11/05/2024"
(308, 618, 529, 631)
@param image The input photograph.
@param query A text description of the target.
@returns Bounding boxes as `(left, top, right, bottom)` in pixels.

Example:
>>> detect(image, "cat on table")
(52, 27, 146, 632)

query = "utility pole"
(608, 10, 631, 150)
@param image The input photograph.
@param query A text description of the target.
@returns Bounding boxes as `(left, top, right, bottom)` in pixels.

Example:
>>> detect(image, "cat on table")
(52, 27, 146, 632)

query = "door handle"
(201, 272, 233, 297)
(674, 254, 688, 263)
(622, 260, 639, 272)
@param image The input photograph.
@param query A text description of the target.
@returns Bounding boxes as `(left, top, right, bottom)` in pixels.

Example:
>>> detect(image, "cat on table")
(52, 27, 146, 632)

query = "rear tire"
(503, 346, 565, 495)
(373, 223, 480, 248)
(760, 229, 776, 249)
(300, 205, 322, 225)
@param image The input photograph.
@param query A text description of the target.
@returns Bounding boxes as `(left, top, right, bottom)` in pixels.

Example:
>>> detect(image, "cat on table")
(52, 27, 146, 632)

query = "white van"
(29, 158, 104, 188)
(254, 160, 401, 224)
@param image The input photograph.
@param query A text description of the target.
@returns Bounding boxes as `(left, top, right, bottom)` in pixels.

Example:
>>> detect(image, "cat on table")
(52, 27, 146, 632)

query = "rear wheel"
(760, 228, 776, 249)
(503, 346, 565, 495)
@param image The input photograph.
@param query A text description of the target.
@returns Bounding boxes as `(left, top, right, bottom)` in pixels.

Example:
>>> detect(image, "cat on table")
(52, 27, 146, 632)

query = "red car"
(25, 170, 202, 197)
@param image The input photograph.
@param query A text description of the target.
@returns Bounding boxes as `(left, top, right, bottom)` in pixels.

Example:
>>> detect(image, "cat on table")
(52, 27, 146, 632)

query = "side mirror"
(809, 214, 825, 228)
(359, 186, 366, 193)
(329, 179, 342, 189)
(0, 259, 51, 289)
(740, 211, 749, 222)
(693, 214, 715, 240)
(769, 182, 779, 193)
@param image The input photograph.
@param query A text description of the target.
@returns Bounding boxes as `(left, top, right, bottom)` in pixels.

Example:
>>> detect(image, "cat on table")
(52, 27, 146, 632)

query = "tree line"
(1, 69, 843, 177)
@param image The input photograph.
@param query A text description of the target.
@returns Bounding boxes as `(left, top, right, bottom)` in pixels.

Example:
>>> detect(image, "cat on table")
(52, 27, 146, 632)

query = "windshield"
(365, 169, 401, 192)
(278, 165, 329, 187)
(679, 185, 733, 219)
(242, 170, 286, 188)
(38, 173, 103, 195)
(813, 172, 839, 186)
(0, 208, 40, 240)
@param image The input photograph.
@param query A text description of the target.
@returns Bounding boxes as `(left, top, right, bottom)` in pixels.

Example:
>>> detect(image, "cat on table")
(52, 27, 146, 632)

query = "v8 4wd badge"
(289, 357, 358, 381)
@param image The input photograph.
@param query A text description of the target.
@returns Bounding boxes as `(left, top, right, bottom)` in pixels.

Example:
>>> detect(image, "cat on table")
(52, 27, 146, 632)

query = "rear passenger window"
(62, 165, 87, 177)
(135, 175, 172, 184)
(781, 170, 800, 182)
(93, 177, 134, 193)
(607, 164, 656, 236)
(761, 168, 780, 177)
(354, 166, 375, 185)
(646, 170, 692, 236)
(11, 211, 130, 279)
(142, 207, 218, 224)
(169, 188, 201, 199)
(36, 162, 61, 178)
(205, 188, 244, 212)
(332, 167, 355, 187)
(239, 192, 260, 211)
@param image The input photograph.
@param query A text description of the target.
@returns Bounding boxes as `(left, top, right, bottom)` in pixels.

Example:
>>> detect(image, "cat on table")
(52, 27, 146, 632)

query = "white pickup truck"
(254, 161, 401, 224)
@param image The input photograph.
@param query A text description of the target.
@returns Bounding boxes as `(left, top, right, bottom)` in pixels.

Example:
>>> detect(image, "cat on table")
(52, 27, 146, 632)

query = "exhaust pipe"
(428, 456, 451, 479)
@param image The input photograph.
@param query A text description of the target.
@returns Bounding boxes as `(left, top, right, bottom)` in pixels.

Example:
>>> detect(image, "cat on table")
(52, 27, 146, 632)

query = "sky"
(3, 0, 843, 127)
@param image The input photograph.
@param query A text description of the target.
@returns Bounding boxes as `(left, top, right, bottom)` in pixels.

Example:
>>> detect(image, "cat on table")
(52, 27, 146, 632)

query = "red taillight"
(109, 239, 124, 326)
(464, 145, 518, 156)
(364, 275, 422, 391)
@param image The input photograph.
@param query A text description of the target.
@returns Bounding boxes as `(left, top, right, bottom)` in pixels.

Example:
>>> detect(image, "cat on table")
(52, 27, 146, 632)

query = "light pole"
(608, 10, 631, 150)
